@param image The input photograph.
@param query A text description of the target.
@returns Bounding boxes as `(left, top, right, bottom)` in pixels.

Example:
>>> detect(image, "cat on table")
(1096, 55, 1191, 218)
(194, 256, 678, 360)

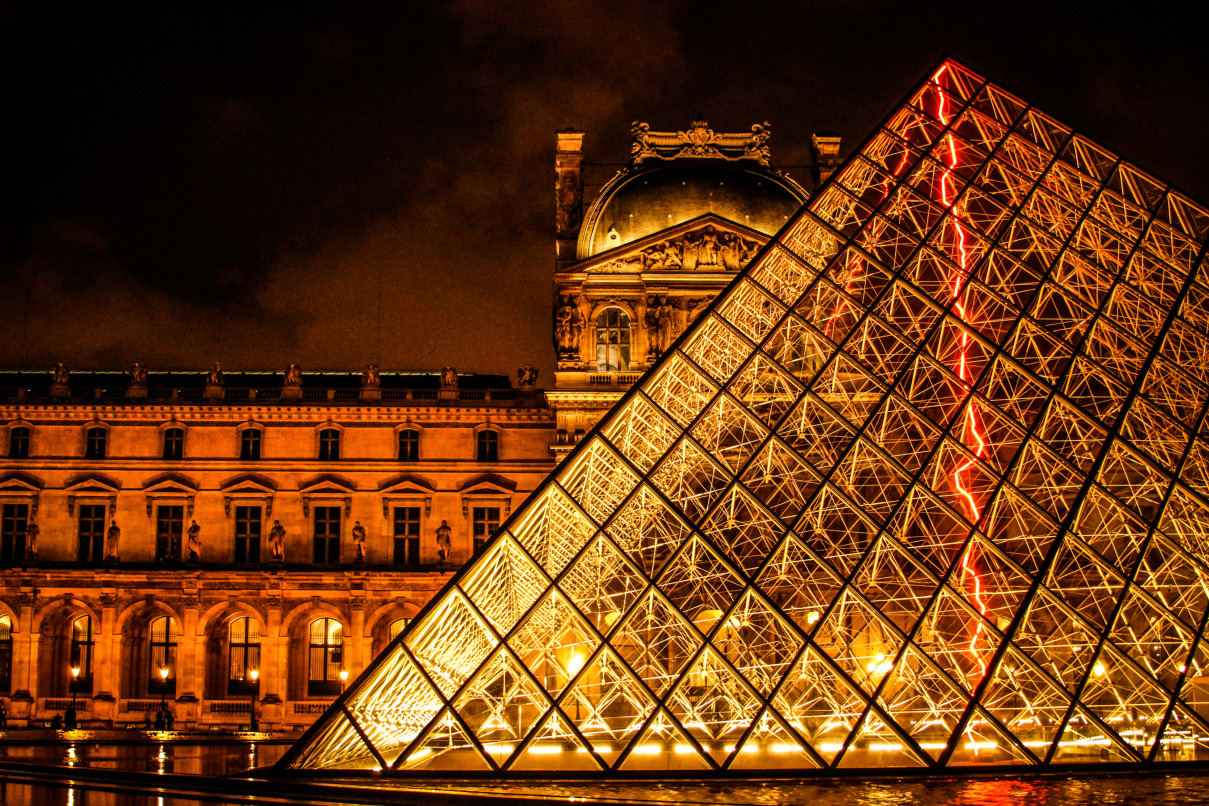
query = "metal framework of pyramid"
(280, 58, 1209, 775)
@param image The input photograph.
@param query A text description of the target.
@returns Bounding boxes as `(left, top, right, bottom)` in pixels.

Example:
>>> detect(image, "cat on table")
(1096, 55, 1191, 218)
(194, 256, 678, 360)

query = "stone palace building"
(0, 121, 836, 729)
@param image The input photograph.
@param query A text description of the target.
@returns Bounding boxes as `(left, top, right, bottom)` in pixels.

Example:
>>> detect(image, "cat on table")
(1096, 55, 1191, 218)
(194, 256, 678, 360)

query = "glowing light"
(529, 744, 564, 755)
(567, 652, 585, 677)
(771, 743, 802, 754)
(1094, 662, 1107, 677)
(871, 743, 904, 752)
(633, 744, 661, 755)
(933, 62, 991, 681)
(806, 610, 820, 625)
(673, 744, 696, 755)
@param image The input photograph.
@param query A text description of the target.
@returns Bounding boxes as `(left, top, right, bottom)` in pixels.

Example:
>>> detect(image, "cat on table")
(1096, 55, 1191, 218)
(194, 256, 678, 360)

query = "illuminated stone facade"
(0, 371, 554, 729)
(284, 60, 1209, 776)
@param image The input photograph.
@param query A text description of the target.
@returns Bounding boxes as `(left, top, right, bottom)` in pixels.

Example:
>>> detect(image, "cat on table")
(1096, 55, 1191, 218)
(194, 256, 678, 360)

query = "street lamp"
(70, 666, 80, 713)
(158, 666, 169, 716)
(248, 669, 259, 732)
(339, 669, 348, 693)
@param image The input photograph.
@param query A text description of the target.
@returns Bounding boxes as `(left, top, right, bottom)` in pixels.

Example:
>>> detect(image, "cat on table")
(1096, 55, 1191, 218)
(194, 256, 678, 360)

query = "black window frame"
(240, 428, 262, 461)
(8, 427, 29, 459)
(307, 617, 343, 697)
(595, 307, 631, 372)
(71, 615, 95, 694)
(476, 430, 499, 462)
(148, 615, 177, 696)
(162, 427, 184, 460)
(318, 429, 341, 461)
(313, 506, 341, 564)
(227, 616, 261, 696)
(392, 506, 421, 566)
(155, 505, 184, 563)
(77, 504, 106, 564)
(0, 615, 12, 693)
(84, 427, 107, 459)
(234, 505, 262, 564)
(0, 503, 28, 566)
(397, 429, 420, 462)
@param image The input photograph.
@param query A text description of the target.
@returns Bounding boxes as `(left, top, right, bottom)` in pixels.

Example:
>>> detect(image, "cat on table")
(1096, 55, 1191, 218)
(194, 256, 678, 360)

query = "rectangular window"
(163, 428, 184, 460)
(240, 429, 261, 460)
(8, 427, 29, 459)
(0, 504, 28, 565)
(477, 431, 499, 462)
(313, 506, 341, 564)
(472, 506, 500, 555)
(155, 505, 184, 562)
(234, 505, 262, 564)
(393, 507, 421, 566)
(77, 504, 106, 563)
(85, 428, 107, 459)
(319, 429, 340, 461)
(398, 429, 419, 462)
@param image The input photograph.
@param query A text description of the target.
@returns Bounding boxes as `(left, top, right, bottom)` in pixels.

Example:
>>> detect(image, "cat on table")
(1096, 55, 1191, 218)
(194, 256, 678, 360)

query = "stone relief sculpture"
(556, 174, 582, 234)
(105, 520, 121, 563)
(362, 363, 381, 388)
(517, 366, 538, 387)
(186, 520, 201, 562)
(440, 367, 458, 389)
(352, 521, 367, 564)
(555, 298, 578, 354)
(435, 520, 452, 562)
(269, 520, 286, 561)
(284, 364, 302, 386)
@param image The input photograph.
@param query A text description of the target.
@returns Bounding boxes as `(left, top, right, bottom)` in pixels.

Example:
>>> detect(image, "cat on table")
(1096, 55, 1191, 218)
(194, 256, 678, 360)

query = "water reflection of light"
(67, 787, 75, 806)
(156, 744, 167, 774)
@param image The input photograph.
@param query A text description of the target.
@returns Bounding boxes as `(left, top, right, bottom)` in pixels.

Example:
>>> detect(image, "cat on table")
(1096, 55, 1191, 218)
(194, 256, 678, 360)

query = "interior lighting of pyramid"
(932, 62, 993, 681)
(279, 57, 1209, 775)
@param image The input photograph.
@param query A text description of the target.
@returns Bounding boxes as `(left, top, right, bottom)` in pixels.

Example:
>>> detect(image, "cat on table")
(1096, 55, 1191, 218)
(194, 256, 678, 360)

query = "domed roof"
(577, 161, 808, 260)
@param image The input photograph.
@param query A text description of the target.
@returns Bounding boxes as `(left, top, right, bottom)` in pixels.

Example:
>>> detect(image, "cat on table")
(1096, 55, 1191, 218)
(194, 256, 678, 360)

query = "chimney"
(555, 129, 585, 272)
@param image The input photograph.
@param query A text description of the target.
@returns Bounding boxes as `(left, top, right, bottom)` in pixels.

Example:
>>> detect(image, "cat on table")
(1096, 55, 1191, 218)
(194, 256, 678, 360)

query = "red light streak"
(933, 64, 991, 680)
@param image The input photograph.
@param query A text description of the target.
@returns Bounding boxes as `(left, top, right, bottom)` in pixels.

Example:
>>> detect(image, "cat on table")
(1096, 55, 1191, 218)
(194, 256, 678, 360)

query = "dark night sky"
(2, 2, 1206, 379)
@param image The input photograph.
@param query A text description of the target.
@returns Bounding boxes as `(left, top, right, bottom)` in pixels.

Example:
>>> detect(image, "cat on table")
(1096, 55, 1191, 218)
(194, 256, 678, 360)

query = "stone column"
(811, 134, 843, 189)
(10, 594, 37, 726)
(93, 592, 118, 726)
(348, 600, 366, 678)
(260, 597, 285, 730)
(555, 129, 585, 272)
(178, 597, 201, 727)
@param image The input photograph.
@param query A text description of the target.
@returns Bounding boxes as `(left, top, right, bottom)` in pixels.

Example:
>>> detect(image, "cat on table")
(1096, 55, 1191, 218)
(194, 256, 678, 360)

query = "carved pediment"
(379, 474, 436, 496)
(143, 475, 198, 495)
(458, 473, 518, 494)
(579, 215, 766, 275)
(220, 474, 277, 495)
(65, 474, 121, 495)
(0, 472, 43, 493)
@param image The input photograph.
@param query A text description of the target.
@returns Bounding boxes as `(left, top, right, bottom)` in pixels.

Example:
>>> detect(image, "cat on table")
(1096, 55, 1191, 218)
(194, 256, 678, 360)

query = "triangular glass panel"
(773, 643, 869, 765)
(397, 707, 492, 772)
(667, 645, 763, 764)
(510, 485, 597, 579)
(1050, 705, 1137, 764)
(729, 707, 822, 770)
(458, 534, 548, 636)
(656, 534, 746, 631)
(755, 532, 843, 635)
(605, 483, 692, 578)
(1078, 642, 1171, 758)
(716, 588, 803, 697)
(290, 708, 377, 771)
(876, 644, 971, 761)
(837, 707, 927, 769)
(558, 533, 647, 635)
(611, 588, 703, 697)
(977, 646, 1071, 761)
(702, 484, 787, 577)
(618, 709, 712, 772)
(404, 589, 498, 698)
(509, 708, 601, 772)
(1156, 702, 1209, 763)
(945, 706, 1036, 767)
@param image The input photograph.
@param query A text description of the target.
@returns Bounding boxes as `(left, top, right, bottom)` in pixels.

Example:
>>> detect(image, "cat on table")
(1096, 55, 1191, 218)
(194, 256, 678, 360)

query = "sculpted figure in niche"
(517, 365, 538, 387)
(720, 234, 743, 271)
(269, 520, 286, 562)
(435, 520, 452, 562)
(284, 364, 302, 386)
(130, 362, 148, 386)
(186, 520, 201, 562)
(206, 363, 224, 387)
(24, 520, 39, 561)
(440, 367, 458, 389)
(647, 295, 675, 357)
(682, 236, 699, 271)
(105, 520, 121, 563)
(53, 363, 70, 385)
(362, 363, 381, 388)
(352, 521, 367, 564)
(662, 241, 683, 270)
(556, 175, 582, 233)
(554, 298, 577, 354)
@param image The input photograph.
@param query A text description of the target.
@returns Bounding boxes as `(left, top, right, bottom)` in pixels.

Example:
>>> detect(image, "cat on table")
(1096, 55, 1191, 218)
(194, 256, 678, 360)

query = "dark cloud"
(2, 1, 1206, 376)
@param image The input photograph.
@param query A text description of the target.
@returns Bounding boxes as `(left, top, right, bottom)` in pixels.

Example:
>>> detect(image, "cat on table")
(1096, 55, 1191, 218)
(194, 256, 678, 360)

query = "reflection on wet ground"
(2, 743, 1209, 805)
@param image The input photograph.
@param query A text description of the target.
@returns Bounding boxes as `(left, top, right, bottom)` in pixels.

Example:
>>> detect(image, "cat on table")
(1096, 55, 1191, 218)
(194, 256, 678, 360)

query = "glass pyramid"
(281, 58, 1209, 774)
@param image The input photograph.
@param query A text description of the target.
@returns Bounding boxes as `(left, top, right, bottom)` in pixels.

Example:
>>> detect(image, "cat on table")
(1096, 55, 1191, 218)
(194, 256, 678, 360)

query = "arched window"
(162, 427, 184, 460)
(71, 615, 95, 693)
(595, 308, 630, 371)
(397, 429, 420, 462)
(308, 618, 343, 696)
(476, 430, 499, 462)
(149, 616, 177, 696)
(388, 618, 410, 642)
(228, 617, 261, 696)
(85, 427, 107, 459)
(319, 428, 341, 461)
(0, 615, 12, 692)
(8, 426, 29, 459)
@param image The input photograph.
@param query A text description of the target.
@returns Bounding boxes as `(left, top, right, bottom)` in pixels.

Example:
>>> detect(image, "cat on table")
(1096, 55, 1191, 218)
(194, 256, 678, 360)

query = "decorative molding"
(631, 119, 772, 166)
